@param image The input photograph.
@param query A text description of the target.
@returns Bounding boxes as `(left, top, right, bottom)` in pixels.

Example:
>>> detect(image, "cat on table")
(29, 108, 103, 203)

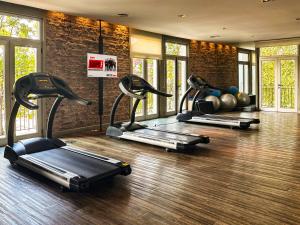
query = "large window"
(0, 12, 42, 145)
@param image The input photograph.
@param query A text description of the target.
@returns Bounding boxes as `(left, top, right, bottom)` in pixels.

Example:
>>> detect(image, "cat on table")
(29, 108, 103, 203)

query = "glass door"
(132, 58, 159, 120)
(146, 59, 158, 118)
(12, 43, 42, 138)
(166, 59, 176, 114)
(260, 58, 298, 112)
(278, 58, 297, 112)
(165, 58, 187, 115)
(132, 58, 144, 117)
(260, 59, 276, 111)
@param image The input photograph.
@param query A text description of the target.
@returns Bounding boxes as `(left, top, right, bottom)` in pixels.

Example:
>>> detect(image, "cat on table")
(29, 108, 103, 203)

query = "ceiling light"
(222, 27, 227, 30)
(210, 35, 221, 38)
(262, 0, 273, 3)
(296, 18, 300, 21)
(178, 14, 186, 18)
(117, 13, 129, 17)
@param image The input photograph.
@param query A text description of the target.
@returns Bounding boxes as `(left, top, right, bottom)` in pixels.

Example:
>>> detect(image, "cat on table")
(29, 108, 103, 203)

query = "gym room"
(0, 0, 299, 224)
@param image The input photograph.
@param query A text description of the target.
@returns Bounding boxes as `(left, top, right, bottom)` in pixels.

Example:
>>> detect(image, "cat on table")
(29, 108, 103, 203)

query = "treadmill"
(106, 74, 210, 151)
(4, 73, 131, 191)
(176, 75, 260, 129)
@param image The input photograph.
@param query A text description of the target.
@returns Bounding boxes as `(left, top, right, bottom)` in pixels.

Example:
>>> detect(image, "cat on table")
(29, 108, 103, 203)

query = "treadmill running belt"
(30, 148, 119, 178)
(133, 128, 202, 144)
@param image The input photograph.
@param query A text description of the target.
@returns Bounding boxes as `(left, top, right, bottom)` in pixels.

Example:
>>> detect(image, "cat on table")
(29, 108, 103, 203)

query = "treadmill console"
(13, 72, 91, 110)
(130, 76, 145, 90)
(188, 75, 208, 90)
(35, 76, 56, 90)
(119, 74, 172, 99)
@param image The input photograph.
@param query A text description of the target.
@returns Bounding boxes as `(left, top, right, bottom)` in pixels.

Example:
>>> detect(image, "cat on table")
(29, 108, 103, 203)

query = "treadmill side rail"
(62, 145, 122, 165)
(18, 155, 82, 190)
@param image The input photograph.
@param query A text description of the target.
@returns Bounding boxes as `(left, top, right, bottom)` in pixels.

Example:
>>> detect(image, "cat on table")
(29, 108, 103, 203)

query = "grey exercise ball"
(236, 92, 251, 106)
(220, 94, 237, 111)
(205, 95, 221, 112)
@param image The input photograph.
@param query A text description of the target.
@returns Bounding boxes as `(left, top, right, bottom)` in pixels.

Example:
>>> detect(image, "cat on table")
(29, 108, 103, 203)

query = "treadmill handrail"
(178, 86, 193, 113)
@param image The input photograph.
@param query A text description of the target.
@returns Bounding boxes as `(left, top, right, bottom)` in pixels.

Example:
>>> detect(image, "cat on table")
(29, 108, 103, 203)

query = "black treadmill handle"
(71, 95, 93, 106)
(188, 75, 210, 90)
(14, 76, 39, 110)
(148, 88, 172, 97)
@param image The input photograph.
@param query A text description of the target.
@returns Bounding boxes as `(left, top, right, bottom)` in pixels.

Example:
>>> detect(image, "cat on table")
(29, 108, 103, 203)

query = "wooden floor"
(1, 112, 300, 225)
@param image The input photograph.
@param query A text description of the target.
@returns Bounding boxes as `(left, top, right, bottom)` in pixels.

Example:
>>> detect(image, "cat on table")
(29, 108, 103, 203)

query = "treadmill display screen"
(36, 77, 54, 89)
(131, 78, 144, 89)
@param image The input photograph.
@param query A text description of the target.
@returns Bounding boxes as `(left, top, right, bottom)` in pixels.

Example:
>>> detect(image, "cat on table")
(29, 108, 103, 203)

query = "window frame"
(238, 48, 254, 94)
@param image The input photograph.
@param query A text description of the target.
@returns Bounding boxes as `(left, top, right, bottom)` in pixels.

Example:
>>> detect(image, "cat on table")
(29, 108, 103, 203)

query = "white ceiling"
(4, 0, 300, 43)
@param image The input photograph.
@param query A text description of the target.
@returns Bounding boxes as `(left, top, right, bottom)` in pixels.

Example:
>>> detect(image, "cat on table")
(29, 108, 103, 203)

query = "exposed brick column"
(45, 12, 130, 134)
(189, 40, 238, 89)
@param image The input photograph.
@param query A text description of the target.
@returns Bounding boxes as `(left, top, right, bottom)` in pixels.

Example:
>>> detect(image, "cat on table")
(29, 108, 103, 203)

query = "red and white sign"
(87, 53, 117, 78)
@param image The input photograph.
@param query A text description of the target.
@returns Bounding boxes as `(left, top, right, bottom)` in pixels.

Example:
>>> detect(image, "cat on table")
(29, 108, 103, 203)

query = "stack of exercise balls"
(204, 86, 251, 113)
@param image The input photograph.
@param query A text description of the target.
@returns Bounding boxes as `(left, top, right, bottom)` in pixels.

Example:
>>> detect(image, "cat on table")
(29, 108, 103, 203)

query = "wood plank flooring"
(0, 111, 300, 225)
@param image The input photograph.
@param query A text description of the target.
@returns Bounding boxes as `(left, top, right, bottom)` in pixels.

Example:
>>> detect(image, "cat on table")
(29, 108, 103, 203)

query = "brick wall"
(189, 40, 238, 88)
(45, 12, 130, 134)
(44, 12, 237, 134)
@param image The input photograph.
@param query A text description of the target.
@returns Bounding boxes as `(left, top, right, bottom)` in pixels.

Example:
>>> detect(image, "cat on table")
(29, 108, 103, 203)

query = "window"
(0, 14, 40, 40)
(238, 51, 250, 93)
(165, 42, 187, 56)
(260, 45, 298, 57)
(238, 53, 249, 62)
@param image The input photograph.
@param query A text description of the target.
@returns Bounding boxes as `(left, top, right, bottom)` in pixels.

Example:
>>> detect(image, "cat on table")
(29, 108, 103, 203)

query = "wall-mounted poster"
(87, 53, 117, 78)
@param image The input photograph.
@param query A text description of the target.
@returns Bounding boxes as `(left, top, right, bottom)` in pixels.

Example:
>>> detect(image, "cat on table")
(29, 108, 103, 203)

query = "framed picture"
(87, 53, 117, 78)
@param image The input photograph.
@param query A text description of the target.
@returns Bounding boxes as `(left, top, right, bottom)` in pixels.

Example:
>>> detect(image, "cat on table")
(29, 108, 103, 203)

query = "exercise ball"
(205, 95, 221, 112)
(220, 94, 237, 111)
(236, 92, 251, 106)
(227, 86, 239, 95)
(207, 88, 222, 97)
